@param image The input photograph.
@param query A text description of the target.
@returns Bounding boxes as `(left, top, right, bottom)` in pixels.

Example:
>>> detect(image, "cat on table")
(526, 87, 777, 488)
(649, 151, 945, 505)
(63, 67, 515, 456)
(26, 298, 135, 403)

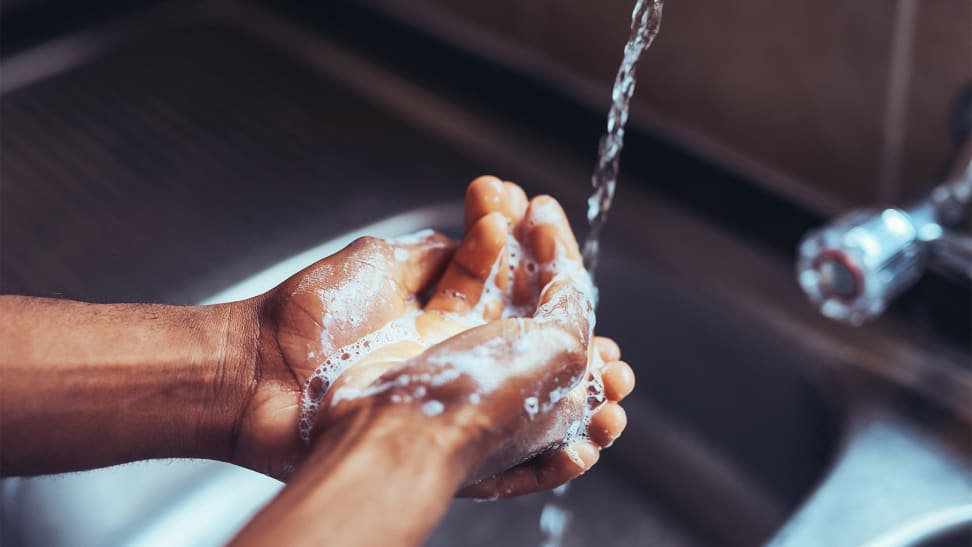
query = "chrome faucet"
(797, 92, 972, 325)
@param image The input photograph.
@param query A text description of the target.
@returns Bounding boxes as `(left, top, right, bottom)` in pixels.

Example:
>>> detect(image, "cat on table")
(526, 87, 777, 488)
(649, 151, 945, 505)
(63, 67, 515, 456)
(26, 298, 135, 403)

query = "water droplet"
(421, 400, 444, 416)
(524, 396, 540, 418)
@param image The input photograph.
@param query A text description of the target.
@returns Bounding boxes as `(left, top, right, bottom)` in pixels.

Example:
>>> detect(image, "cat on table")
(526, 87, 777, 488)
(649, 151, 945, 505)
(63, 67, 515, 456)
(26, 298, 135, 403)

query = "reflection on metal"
(861, 505, 972, 547)
(797, 135, 972, 325)
(769, 411, 972, 547)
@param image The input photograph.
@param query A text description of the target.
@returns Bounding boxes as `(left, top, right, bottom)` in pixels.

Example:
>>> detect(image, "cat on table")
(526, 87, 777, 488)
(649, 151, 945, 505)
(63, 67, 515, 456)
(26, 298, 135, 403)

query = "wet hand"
(229, 231, 455, 478)
(306, 177, 635, 497)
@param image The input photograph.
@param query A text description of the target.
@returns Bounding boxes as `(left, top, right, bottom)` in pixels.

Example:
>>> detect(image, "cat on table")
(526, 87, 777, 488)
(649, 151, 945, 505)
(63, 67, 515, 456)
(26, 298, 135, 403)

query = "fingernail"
(569, 440, 600, 470)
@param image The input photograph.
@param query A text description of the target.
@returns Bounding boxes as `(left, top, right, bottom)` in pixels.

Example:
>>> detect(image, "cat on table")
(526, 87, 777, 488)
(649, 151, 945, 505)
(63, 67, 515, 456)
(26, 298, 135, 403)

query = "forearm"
(0, 295, 258, 476)
(231, 404, 475, 547)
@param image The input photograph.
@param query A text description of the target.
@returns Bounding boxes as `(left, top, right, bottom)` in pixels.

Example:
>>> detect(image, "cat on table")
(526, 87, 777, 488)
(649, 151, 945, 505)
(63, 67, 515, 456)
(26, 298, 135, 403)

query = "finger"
(594, 336, 621, 362)
(534, 275, 595, 348)
(535, 441, 599, 492)
(457, 475, 500, 500)
(587, 402, 627, 447)
(465, 176, 528, 233)
(327, 340, 427, 393)
(521, 195, 582, 286)
(426, 212, 509, 318)
(458, 440, 600, 499)
(528, 196, 594, 339)
(601, 360, 635, 401)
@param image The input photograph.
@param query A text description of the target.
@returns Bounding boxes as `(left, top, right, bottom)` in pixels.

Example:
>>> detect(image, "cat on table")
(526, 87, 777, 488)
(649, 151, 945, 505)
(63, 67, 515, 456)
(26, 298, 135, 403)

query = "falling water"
(581, 0, 665, 278)
(538, 3, 663, 546)
(538, 484, 571, 547)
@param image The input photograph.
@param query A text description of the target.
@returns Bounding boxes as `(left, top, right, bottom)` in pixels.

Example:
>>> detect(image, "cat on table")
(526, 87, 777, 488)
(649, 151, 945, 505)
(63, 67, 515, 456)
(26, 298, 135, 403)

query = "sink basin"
(1, 205, 839, 547)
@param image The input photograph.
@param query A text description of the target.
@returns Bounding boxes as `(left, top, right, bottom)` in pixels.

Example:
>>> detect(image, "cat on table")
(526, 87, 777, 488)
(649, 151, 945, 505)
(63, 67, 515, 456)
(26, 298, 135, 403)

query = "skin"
(307, 177, 631, 494)
(0, 177, 636, 546)
(234, 179, 634, 546)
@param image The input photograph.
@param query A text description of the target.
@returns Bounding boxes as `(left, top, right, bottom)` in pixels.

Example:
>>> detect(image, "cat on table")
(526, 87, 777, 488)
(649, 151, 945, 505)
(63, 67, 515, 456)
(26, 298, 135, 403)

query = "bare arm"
(230, 402, 472, 547)
(231, 275, 595, 547)
(0, 295, 257, 475)
(0, 178, 633, 547)
(0, 232, 453, 478)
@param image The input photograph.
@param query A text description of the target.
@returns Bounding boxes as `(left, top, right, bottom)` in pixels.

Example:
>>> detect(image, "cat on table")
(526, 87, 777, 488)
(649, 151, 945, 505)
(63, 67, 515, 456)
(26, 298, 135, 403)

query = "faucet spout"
(796, 97, 972, 325)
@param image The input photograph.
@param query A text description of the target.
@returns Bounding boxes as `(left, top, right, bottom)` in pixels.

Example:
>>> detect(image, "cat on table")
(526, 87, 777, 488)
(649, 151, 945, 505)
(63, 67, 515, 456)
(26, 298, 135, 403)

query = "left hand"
(226, 231, 456, 479)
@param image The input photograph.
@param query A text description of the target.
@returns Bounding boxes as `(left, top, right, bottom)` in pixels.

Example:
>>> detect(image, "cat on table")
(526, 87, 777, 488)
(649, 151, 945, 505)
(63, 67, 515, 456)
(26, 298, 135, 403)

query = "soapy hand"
(301, 177, 634, 496)
(233, 177, 633, 496)
(229, 228, 456, 478)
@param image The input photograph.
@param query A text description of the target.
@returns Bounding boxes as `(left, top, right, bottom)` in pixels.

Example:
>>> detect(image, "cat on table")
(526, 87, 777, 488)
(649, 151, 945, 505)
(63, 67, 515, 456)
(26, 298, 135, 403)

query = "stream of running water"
(581, 0, 664, 280)
(540, 1, 663, 546)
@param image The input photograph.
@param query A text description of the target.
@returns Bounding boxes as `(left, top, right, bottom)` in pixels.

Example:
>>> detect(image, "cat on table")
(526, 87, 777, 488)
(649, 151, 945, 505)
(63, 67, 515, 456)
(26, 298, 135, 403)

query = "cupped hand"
(306, 177, 635, 497)
(229, 230, 456, 478)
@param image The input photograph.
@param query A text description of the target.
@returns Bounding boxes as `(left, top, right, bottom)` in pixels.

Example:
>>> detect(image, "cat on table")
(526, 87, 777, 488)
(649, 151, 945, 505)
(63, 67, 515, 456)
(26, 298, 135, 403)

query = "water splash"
(538, 483, 572, 547)
(582, 0, 665, 278)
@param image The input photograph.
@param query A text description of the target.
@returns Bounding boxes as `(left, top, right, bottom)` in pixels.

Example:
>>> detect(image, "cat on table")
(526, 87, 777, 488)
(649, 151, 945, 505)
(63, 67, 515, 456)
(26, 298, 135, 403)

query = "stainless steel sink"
(1, 2, 968, 546)
(1, 205, 839, 547)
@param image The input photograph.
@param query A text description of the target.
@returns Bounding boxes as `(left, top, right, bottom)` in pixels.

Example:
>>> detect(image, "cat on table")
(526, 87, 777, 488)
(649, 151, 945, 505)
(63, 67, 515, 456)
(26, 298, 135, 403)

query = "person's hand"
(305, 177, 635, 497)
(228, 230, 456, 478)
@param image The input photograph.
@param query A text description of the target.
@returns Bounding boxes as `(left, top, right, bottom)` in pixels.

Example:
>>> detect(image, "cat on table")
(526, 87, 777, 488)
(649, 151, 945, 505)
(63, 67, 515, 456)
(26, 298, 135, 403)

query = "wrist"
(313, 397, 478, 485)
(1, 297, 266, 475)
(232, 401, 472, 547)
(203, 298, 262, 463)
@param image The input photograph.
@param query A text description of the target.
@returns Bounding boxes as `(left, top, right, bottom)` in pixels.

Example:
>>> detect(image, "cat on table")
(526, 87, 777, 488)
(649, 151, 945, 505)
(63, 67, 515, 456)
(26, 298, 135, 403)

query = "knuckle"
(349, 235, 386, 254)
(346, 238, 394, 270)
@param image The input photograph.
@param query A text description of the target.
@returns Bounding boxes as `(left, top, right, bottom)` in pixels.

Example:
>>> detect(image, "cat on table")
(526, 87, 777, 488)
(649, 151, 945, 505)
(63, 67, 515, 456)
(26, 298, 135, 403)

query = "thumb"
(533, 269, 596, 350)
(276, 230, 455, 353)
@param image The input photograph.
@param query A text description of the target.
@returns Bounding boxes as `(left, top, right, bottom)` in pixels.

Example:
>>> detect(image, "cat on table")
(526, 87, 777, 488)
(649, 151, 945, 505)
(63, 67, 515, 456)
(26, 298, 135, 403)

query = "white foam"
(503, 230, 526, 315)
(388, 228, 436, 245)
(523, 396, 540, 418)
(533, 268, 597, 345)
(421, 400, 445, 416)
(468, 249, 505, 319)
(546, 383, 573, 411)
(585, 350, 607, 411)
(328, 381, 399, 409)
(314, 262, 397, 353)
(429, 367, 463, 386)
(298, 222, 603, 451)
(562, 443, 585, 468)
(424, 336, 510, 393)
(298, 309, 422, 441)
(525, 198, 565, 229)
